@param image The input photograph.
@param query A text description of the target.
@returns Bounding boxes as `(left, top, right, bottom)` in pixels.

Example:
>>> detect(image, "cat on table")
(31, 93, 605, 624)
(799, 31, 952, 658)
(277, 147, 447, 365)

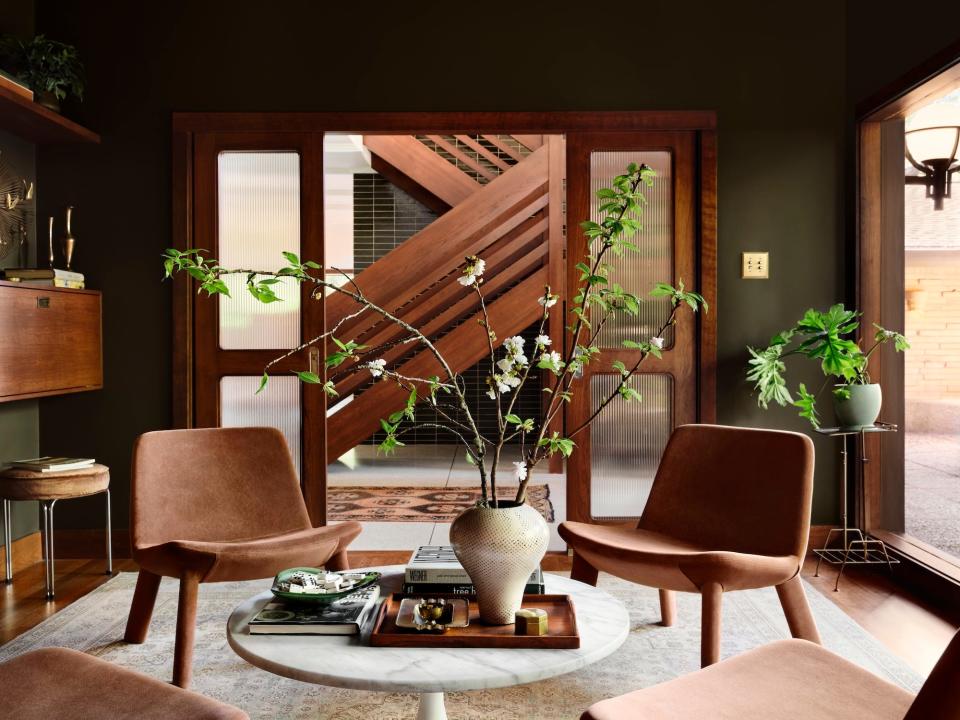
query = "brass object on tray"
(396, 597, 470, 633)
(515, 608, 548, 636)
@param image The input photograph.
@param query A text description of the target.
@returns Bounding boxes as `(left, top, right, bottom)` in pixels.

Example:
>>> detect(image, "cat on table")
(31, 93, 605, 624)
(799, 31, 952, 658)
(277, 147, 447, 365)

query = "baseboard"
(53, 529, 131, 559)
(0, 531, 42, 573)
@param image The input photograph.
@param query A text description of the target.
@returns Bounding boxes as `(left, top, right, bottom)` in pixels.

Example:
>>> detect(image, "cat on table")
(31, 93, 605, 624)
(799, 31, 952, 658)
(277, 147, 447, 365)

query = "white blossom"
(503, 374, 522, 388)
(540, 350, 564, 373)
(535, 334, 552, 347)
(497, 358, 514, 373)
(495, 376, 512, 394)
(650, 336, 664, 349)
(513, 461, 528, 482)
(538, 294, 558, 308)
(486, 387, 497, 400)
(367, 358, 386, 377)
(504, 335, 525, 355)
(458, 257, 486, 286)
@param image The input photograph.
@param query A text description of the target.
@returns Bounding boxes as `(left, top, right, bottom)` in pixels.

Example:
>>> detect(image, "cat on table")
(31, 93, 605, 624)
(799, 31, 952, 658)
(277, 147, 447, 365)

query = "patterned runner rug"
(327, 484, 555, 522)
(0, 572, 920, 720)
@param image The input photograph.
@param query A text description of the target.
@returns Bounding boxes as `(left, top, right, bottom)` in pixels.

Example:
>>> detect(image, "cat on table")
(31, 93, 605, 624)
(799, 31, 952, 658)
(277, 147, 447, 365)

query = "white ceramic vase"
(449, 501, 550, 625)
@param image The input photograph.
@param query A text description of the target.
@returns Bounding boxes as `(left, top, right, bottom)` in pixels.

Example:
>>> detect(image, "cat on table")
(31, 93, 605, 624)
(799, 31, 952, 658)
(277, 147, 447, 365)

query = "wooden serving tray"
(370, 593, 580, 649)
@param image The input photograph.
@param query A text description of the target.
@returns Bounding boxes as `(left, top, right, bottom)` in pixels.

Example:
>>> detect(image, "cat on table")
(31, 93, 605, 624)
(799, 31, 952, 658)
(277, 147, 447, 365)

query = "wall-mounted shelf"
(0, 84, 99, 144)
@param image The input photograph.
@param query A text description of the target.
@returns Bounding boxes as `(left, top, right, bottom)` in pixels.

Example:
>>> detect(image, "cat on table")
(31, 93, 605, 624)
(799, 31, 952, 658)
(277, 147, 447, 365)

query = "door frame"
(171, 111, 717, 526)
(857, 40, 960, 590)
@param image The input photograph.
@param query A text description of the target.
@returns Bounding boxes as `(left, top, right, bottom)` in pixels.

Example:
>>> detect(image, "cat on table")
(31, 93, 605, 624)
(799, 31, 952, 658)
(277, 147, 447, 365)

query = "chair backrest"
(904, 628, 960, 719)
(130, 427, 312, 550)
(638, 424, 814, 559)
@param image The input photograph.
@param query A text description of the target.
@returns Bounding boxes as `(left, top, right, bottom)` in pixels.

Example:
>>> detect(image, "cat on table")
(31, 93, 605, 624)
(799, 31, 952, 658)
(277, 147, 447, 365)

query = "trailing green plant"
(746, 304, 909, 428)
(163, 162, 706, 507)
(0, 34, 84, 101)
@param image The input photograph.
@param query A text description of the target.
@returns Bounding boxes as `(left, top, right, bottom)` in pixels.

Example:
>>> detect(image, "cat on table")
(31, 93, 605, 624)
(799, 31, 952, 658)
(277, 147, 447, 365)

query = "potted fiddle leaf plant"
(746, 304, 909, 429)
(0, 34, 84, 112)
(163, 162, 707, 625)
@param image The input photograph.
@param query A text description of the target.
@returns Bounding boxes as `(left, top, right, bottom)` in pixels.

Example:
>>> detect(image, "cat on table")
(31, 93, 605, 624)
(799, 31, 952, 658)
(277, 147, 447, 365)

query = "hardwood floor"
(1, 553, 956, 680)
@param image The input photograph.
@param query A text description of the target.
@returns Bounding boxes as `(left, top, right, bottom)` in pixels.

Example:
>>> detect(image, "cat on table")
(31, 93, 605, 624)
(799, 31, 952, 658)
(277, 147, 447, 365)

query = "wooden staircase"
(326, 135, 560, 459)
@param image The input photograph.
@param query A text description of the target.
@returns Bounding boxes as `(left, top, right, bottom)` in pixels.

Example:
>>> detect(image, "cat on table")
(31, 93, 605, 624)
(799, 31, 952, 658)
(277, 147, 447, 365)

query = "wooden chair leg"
(658, 589, 677, 626)
(123, 570, 162, 643)
(325, 548, 350, 572)
(776, 574, 822, 644)
(700, 581, 723, 667)
(570, 552, 599, 586)
(172, 572, 200, 688)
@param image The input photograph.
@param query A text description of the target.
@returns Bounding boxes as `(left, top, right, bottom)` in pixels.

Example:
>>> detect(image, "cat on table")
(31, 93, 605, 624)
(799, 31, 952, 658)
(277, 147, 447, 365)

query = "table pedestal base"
(416, 692, 447, 720)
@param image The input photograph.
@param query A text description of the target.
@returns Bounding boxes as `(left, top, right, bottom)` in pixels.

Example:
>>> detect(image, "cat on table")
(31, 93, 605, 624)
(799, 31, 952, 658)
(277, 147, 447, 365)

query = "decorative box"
(514, 608, 548, 636)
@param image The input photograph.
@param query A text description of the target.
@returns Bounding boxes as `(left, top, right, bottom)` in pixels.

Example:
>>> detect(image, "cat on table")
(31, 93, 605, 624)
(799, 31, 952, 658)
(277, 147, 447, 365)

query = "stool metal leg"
(105, 489, 113, 575)
(41, 500, 56, 599)
(3, 499, 12, 583)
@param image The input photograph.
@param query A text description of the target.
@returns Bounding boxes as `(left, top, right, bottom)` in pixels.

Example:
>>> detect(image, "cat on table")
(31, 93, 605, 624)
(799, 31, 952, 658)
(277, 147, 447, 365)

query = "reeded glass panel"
(220, 375, 302, 477)
(590, 373, 672, 519)
(218, 152, 301, 349)
(590, 151, 673, 347)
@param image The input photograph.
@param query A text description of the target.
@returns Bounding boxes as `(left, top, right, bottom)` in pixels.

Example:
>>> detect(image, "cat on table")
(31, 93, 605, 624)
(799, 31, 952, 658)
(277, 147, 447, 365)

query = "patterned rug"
(328, 485, 555, 522)
(0, 572, 920, 720)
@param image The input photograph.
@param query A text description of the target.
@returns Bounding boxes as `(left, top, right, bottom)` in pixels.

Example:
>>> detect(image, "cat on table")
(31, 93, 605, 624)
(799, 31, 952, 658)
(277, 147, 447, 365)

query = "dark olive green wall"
(33, 0, 886, 531)
(0, 0, 40, 546)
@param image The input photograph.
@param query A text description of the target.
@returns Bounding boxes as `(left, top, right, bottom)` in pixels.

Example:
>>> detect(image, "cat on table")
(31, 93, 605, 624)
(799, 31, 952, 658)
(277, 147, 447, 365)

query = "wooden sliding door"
(190, 132, 328, 522)
(565, 132, 707, 523)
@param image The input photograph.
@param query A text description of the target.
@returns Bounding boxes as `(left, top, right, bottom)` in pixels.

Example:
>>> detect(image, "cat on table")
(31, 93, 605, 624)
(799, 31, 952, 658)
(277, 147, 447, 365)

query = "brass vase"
(62, 206, 76, 270)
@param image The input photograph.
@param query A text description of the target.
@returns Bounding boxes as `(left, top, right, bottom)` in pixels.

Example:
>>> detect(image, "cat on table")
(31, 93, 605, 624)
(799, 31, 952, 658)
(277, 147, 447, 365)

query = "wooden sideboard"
(0, 280, 103, 402)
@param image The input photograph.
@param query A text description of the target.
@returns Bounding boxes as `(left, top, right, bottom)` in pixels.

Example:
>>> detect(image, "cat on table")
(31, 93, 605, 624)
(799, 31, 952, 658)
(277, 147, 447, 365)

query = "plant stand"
(813, 423, 899, 591)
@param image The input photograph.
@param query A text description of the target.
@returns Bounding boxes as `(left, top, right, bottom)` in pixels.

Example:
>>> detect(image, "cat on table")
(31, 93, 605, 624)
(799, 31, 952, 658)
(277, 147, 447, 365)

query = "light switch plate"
(742, 252, 769, 279)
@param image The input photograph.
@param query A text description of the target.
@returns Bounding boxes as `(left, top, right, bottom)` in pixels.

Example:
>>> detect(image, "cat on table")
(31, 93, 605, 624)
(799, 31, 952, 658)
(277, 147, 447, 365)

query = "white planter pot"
(834, 383, 883, 429)
(449, 501, 549, 625)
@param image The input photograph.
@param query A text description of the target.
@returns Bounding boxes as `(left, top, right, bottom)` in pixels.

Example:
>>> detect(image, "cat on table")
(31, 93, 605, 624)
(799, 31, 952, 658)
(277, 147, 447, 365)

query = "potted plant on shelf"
(746, 304, 909, 429)
(163, 162, 706, 625)
(0, 34, 84, 112)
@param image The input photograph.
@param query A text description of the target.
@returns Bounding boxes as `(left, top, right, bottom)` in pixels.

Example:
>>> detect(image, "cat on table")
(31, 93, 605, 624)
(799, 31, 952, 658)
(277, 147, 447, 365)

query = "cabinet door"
(0, 282, 102, 401)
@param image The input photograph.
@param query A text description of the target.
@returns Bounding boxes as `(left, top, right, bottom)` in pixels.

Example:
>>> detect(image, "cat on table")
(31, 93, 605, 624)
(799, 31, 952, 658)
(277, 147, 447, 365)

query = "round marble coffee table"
(227, 565, 629, 720)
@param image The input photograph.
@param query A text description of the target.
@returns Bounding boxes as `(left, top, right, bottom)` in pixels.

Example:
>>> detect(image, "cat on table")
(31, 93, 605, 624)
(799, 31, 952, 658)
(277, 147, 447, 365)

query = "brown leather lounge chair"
(560, 424, 821, 667)
(123, 427, 362, 687)
(0, 647, 248, 719)
(581, 629, 960, 719)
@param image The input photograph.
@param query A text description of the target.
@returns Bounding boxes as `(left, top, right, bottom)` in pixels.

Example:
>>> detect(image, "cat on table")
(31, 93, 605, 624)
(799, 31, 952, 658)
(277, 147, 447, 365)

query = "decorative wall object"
(0, 150, 33, 262)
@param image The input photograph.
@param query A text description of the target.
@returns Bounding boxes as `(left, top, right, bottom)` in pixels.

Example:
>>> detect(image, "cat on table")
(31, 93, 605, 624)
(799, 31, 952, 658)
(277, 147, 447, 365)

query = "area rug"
(328, 485, 555, 523)
(0, 572, 920, 719)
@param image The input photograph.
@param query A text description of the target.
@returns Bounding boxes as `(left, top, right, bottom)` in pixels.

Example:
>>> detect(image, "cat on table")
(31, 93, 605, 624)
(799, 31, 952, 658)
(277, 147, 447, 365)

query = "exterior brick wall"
(905, 250, 960, 399)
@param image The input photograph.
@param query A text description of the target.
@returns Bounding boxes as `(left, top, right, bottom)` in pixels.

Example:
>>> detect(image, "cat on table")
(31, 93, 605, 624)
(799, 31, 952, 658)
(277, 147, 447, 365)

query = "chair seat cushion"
(559, 522, 799, 591)
(135, 521, 362, 582)
(0, 647, 247, 719)
(581, 639, 914, 720)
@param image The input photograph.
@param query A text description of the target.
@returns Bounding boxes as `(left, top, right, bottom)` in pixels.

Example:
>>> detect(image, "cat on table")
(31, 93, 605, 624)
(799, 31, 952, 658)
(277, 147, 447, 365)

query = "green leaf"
(793, 382, 820, 429)
(255, 372, 269, 395)
(619, 386, 642, 402)
(505, 413, 522, 425)
(282, 251, 300, 265)
(295, 370, 322, 384)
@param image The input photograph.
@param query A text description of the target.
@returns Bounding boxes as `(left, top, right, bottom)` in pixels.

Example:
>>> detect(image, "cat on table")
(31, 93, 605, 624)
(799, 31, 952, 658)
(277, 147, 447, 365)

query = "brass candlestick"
(62, 206, 75, 270)
(48, 216, 55, 268)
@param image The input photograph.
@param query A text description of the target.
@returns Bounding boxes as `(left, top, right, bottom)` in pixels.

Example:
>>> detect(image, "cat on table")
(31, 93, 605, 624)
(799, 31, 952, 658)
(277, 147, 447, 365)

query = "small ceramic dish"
(270, 567, 381, 604)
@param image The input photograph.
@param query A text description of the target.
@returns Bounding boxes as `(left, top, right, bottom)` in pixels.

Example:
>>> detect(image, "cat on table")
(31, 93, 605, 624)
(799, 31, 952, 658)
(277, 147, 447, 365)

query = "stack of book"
(248, 585, 381, 635)
(3, 268, 85, 289)
(10, 457, 96, 473)
(403, 545, 545, 596)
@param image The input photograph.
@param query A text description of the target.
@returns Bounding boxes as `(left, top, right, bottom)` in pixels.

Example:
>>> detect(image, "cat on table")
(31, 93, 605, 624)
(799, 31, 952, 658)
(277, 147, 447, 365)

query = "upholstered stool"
(0, 647, 248, 719)
(0, 463, 111, 598)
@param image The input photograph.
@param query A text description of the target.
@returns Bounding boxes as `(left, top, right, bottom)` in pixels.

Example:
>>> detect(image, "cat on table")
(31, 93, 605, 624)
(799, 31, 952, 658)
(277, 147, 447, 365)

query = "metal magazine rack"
(813, 422, 899, 591)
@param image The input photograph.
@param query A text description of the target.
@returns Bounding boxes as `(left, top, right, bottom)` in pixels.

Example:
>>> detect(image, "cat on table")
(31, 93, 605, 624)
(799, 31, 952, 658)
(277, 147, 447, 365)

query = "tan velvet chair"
(581, 630, 960, 719)
(124, 427, 362, 688)
(559, 424, 821, 667)
(0, 647, 248, 719)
